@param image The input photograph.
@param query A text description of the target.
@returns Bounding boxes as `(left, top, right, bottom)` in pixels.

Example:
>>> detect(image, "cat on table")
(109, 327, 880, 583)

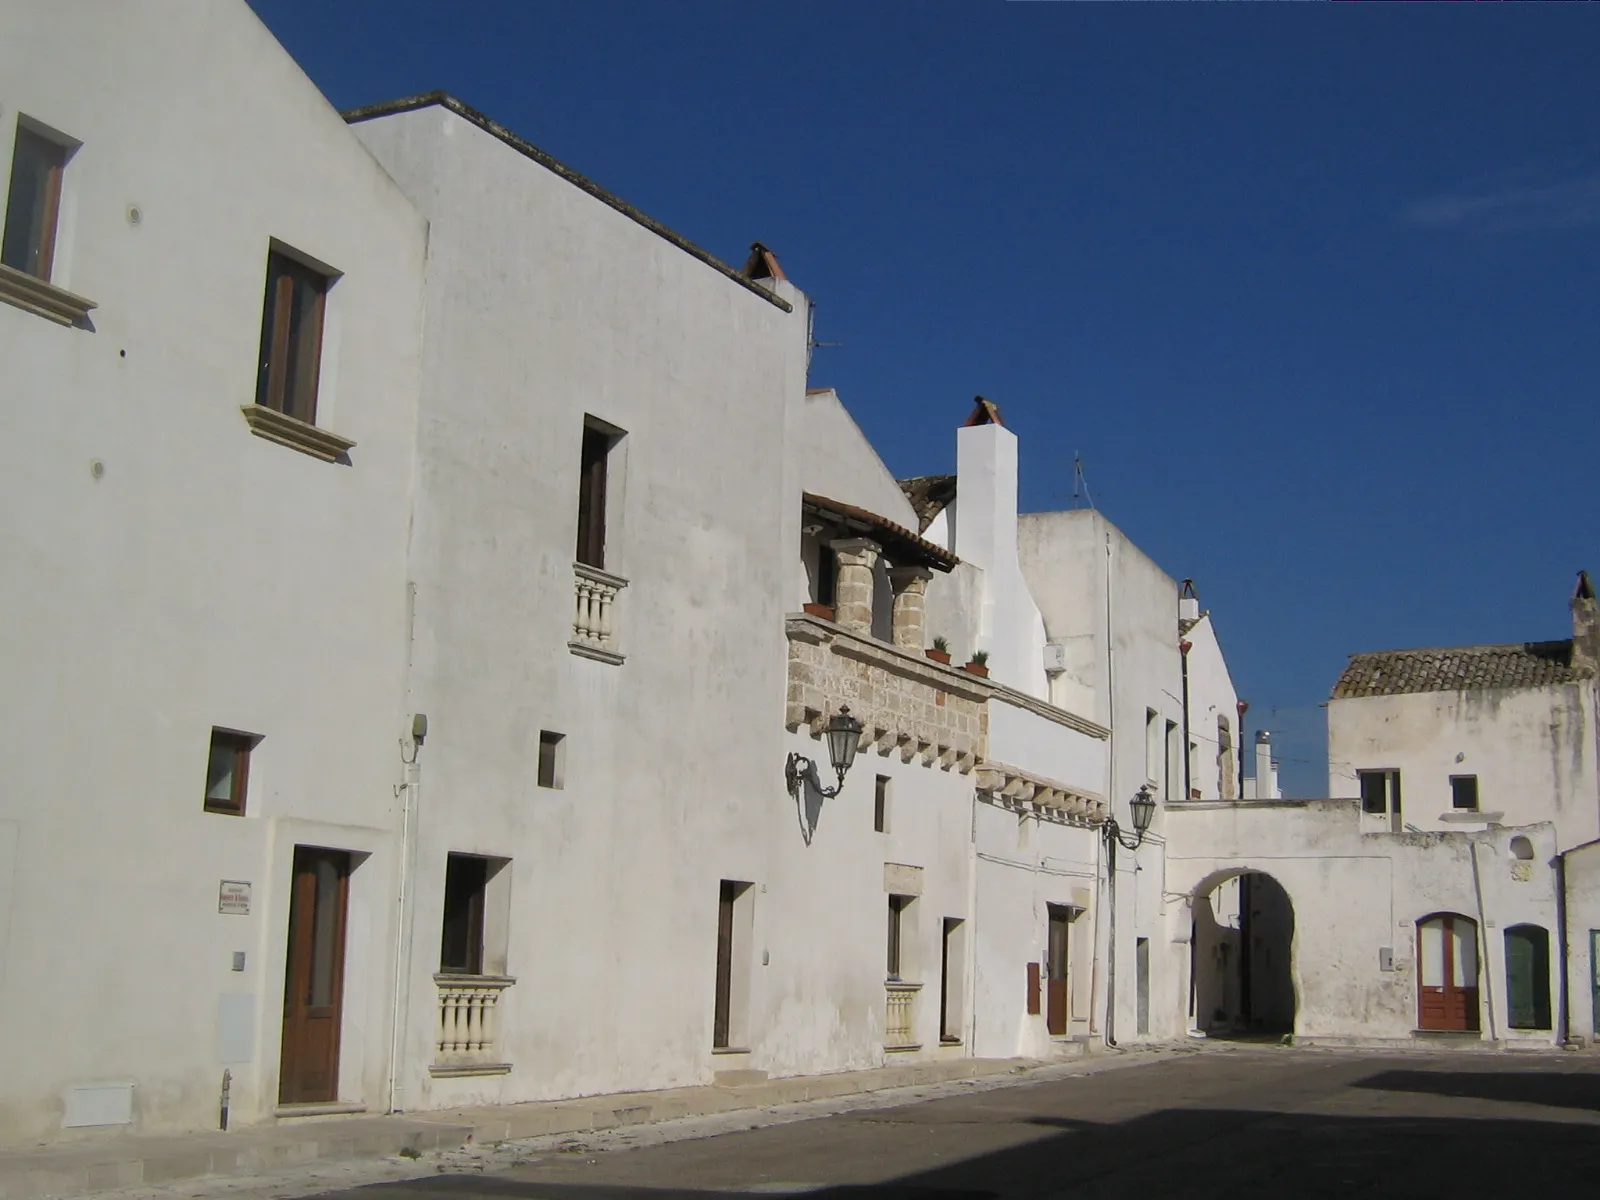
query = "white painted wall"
(1167, 801, 1566, 1045)
(0, 0, 426, 1141)
(1328, 684, 1600, 846)
(352, 100, 807, 1108)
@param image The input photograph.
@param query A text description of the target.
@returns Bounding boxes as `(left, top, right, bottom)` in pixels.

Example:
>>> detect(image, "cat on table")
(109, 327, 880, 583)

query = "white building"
(1163, 572, 1600, 1047)
(0, 0, 427, 1141)
(2, 0, 1276, 1152)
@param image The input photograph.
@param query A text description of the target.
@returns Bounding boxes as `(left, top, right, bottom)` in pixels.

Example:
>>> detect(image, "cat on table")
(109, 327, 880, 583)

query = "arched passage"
(1191, 870, 1296, 1036)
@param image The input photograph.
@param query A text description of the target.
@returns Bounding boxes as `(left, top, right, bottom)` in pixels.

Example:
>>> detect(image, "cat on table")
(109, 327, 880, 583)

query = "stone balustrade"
(431, 974, 514, 1077)
(885, 981, 921, 1050)
(570, 562, 628, 663)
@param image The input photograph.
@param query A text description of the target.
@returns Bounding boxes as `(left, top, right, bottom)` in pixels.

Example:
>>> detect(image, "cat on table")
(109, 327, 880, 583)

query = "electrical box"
(1043, 643, 1067, 674)
(1378, 947, 1395, 972)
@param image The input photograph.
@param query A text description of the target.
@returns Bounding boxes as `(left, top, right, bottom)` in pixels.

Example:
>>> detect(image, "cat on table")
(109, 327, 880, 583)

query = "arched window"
(1416, 914, 1480, 1032)
(1504, 924, 1552, 1030)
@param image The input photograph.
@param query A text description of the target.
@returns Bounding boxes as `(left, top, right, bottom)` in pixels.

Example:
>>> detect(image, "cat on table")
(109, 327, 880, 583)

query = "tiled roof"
(802, 492, 959, 572)
(897, 475, 956, 533)
(1331, 641, 1590, 699)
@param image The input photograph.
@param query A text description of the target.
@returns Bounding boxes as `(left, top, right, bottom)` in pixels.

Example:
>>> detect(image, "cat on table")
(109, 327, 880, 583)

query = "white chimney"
(1179, 579, 1200, 623)
(1254, 731, 1272, 800)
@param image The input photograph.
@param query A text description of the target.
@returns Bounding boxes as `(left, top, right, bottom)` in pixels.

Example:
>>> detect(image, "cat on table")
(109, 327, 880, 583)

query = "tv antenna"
(1071, 453, 1096, 510)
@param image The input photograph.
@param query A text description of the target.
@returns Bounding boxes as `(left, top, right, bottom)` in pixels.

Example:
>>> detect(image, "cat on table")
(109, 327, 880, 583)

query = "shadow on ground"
(336, 1077, 1600, 1200)
(1351, 1067, 1600, 1112)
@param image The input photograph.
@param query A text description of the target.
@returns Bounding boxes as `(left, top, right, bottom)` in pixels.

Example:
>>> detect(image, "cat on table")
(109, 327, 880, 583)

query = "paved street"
(331, 1049, 1600, 1200)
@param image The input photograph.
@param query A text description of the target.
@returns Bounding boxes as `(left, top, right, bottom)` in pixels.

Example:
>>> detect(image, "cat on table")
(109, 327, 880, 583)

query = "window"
(204, 729, 257, 815)
(576, 419, 620, 569)
(438, 853, 511, 979)
(439, 854, 488, 975)
(1144, 709, 1160, 782)
(1450, 775, 1479, 811)
(2, 120, 68, 280)
(874, 775, 890, 833)
(1359, 769, 1402, 830)
(255, 250, 330, 425)
(713, 880, 754, 1049)
(538, 731, 565, 789)
(939, 918, 966, 1043)
(887, 894, 914, 980)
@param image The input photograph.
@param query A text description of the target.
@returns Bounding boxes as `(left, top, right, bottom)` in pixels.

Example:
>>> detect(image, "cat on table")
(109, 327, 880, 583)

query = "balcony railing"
(885, 981, 922, 1051)
(430, 974, 514, 1077)
(570, 562, 628, 664)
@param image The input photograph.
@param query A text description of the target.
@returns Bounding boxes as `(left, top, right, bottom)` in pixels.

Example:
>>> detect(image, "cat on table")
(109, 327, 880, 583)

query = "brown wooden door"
(1417, 914, 1480, 1032)
(279, 847, 350, 1104)
(1046, 906, 1071, 1036)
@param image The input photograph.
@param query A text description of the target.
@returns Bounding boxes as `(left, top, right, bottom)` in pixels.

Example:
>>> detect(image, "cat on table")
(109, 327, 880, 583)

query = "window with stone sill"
(0, 115, 95, 326)
(241, 246, 354, 462)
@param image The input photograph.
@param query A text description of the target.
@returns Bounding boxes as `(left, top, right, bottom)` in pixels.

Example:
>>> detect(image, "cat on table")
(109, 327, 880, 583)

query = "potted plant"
(802, 601, 835, 621)
(925, 635, 952, 665)
(964, 649, 990, 678)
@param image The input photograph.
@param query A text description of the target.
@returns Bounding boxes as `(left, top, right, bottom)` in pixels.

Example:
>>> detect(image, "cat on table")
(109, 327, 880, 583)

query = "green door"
(1592, 931, 1600, 1037)
(1504, 925, 1551, 1031)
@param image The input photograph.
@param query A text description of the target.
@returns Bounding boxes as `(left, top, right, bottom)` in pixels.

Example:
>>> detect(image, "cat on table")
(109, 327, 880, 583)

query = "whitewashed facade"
(0, 0, 426, 1142)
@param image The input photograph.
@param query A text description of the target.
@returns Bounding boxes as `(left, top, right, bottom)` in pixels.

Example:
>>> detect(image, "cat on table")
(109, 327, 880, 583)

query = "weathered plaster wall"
(0, 0, 426, 1142)
(1167, 802, 1564, 1045)
(1328, 684, 1600, 846)
(1183, 614, 1241, 801)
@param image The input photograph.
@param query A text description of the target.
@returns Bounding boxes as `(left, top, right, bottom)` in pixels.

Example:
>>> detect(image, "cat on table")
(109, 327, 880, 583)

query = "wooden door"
(279, 847, 350, 1104)
(1416, 914, 1479, 1032)
(1046, 906, 1070, 1036)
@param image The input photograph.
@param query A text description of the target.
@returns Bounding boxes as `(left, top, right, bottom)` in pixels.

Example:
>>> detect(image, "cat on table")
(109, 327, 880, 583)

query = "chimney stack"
(1254, 731, 1273, 800)
(1571, 571, 1599, 676)
(1179, 579, 1200, 624)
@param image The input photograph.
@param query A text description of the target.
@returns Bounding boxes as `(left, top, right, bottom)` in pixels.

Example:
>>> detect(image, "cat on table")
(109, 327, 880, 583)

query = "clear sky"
(248, 2, 1599, 795)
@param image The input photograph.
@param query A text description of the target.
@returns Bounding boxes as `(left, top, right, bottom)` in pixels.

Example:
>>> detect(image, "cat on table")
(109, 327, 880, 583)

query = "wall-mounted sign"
(218, 880, 252, 915)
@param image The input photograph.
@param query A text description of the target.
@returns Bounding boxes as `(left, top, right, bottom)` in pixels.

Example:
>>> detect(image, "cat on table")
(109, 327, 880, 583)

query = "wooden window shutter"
(1026, 961, 1041, 1015)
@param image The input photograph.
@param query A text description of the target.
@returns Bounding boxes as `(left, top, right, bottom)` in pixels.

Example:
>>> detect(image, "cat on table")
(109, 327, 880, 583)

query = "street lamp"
(786, 706, 863, 798)
(1103, 784, 1156, 850)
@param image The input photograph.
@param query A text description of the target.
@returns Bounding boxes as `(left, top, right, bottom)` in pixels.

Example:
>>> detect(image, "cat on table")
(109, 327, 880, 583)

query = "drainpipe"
(1555, 849, 1571, 1047)
(1468, 838, 1499, 1043)
(1236, 700, 1248, 800)
(1104, 833, 1119, 1047)
(1179, 641, 1192, 801)
(387, 719, 424, 1114)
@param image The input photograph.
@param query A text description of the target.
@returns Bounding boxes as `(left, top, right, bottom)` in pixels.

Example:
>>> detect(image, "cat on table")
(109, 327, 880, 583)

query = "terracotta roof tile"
(896, 475, 956, 533)
(802, 492, 958, 571)
(1331, 641, 1590, 699)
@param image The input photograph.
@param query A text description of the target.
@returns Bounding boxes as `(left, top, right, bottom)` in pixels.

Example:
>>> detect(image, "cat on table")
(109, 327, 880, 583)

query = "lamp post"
(1103, 783, 1156, 850)
(785, 706, 864, 798)
(1101, 784, 1155, 1049)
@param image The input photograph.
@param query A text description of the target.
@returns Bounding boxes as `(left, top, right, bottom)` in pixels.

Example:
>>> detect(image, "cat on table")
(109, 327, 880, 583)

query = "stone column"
(830, 538, 881, 636)
(888, 565, 933, 652)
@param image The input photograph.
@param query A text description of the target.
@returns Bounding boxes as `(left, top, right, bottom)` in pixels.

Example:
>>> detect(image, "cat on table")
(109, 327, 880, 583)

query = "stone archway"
(1191, 870, 1296, 1037)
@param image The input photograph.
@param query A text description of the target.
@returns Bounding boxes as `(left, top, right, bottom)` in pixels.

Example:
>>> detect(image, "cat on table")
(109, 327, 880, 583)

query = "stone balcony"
(786, 612, 995, 773)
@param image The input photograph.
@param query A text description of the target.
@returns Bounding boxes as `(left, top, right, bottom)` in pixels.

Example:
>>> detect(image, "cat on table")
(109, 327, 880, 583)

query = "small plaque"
(218, 880, 251, 915)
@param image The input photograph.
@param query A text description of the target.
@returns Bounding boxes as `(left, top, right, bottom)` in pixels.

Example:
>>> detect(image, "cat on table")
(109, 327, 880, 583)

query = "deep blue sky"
(248, 2, 1599, 795)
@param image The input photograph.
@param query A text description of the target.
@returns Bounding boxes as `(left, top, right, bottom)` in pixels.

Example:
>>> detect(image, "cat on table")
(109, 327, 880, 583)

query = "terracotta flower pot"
(925, 648, 952, 665)
(963, 662, 989, 678)
(803, 602, 835, 621)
